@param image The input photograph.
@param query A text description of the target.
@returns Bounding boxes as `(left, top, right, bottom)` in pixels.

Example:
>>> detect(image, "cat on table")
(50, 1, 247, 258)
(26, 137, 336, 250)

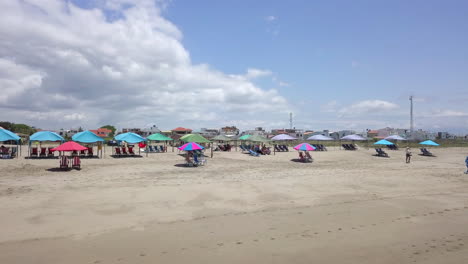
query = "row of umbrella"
(374, 139, 440, 146)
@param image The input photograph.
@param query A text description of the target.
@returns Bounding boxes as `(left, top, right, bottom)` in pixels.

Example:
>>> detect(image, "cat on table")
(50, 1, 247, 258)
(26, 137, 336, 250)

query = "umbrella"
(238, 134, 252, 140)
(307, 135, 333, 141)
(72, 130, 104, 143)
(374, 139, 394, 145)
(385, 135, 406, 141)
(114, 132, 146, 143)
(211, 135, 233, 141)
(51, 141, 87, 152)
(294, 143, 316, 151)
(180, 134, 211, 143)
(0, 129, 20, 142)
(247, 134, 271, 143)
(271, 134, 297, 140)
(419, 140, 439, 146)
(341, 134, 366, 141)
(30, 131, 64, 142)
(178, 142, 205, 151)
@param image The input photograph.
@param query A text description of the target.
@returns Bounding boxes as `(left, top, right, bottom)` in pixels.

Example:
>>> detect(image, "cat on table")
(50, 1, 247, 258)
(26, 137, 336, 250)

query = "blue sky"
(1, 0, 467, 132)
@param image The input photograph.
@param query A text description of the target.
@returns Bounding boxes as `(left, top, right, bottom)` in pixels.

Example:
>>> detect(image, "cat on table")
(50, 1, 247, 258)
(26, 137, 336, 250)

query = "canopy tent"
(374, 139, 394, 145)
(30, 131, 64, 142)
(72, 130, 104, 143)
(247, 134, 271, 143)
(307, 135, 333, 141)
(114, 132, 146, 144)
(238, 134, 252, 140)
(211, 135, 233, 141)
(341, 134, 366, 141)
(146, 133, 174, 155)
(72, 130, 104, 158)
(180, 134, 211, 143)
(0, 128, 20, 142)
(0, 129, 21, 158)
(384, 135, 407, 141)
(419, 140, 439, 146)
(294, 143, 316, 151)
(271, 134, 297, 141)
(28, 131, 65, 157)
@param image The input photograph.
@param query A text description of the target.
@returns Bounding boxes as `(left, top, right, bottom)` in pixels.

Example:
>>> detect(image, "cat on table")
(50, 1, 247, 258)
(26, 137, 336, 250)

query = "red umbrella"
(51, 141, 87, 152)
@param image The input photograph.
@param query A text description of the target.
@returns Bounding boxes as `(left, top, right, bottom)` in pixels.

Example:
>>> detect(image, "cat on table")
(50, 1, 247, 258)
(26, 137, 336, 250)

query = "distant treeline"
(0, 121, 37, 136)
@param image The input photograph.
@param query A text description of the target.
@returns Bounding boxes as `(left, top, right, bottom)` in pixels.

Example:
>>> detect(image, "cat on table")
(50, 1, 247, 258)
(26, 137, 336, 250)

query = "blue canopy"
(72, 130, 105, 143)
(30, 131, 64, 142)
(374, 139, 394, 145)
(419, 140, 439, 146)
(114, 132, 146, 144)
(0, 129, 20, 142)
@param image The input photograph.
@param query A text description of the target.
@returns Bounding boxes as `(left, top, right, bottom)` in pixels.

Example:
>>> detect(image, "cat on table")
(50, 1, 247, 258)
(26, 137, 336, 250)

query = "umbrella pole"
(210, 143, 213, 158)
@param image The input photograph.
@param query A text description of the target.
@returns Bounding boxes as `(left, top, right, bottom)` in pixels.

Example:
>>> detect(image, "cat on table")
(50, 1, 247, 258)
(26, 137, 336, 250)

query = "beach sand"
(1, 146, 468, 263)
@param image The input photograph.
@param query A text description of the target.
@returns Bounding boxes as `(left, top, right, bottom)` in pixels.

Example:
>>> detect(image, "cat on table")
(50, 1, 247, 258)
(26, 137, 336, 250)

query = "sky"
(0, 0, 467, 133)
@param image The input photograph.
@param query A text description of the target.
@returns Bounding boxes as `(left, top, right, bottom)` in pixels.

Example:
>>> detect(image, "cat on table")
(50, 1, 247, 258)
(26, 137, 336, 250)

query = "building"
(90, 128, 113, 138)
(171, 127, 192, 136)
(271, 128, 304, 139)
(139, 125, 161, 137)
(220, 126, 239, 137)
(57, 128, 80, 138)
(241, 127, 267, 137)
(437, 132, 455, 140)
(199, 128, 219, 138)
(329, 130, 355, 140)
(367, 129, 379, 138)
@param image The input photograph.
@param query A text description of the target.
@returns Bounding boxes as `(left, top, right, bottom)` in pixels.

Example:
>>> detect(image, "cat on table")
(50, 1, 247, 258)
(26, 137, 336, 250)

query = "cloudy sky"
(1, 0, 467, 133)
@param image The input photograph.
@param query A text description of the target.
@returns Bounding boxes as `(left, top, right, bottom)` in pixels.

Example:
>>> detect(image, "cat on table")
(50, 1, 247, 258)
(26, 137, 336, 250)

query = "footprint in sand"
(140, 253, 146, 257)
(236, 242, 243, 245)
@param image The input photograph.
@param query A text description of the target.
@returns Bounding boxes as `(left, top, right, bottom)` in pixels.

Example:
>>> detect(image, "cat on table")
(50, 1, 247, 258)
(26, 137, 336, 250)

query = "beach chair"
(39, 147, 47, 157)
(148, 146, 154, 152)
(11, 147, 17, 158)
(79, 149, 86, 156)
(47, 147, 55, 157)
(122, 147, 129, 156)
(375, 148, 389, 157)
(248, 149, 260, 157)
(128, 147, 135, 156)
(31, 147, 38, 157)
(218, 145, 225, 151)
(194, 154, 206, 166)
(320, 144, 327, 151)
(72, 156, 81, 169)
(87, 147, 94, 157)
(305, 151, 313, 162)
(59, 156, 69, 169)
(115, 147, 122, 157)
(72, 150, 78, 156)
(420, 148, 434, 156)
(283, 145, 289, 152)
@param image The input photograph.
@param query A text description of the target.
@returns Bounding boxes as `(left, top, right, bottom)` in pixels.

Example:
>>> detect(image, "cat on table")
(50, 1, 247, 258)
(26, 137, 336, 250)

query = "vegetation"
(100, 125, 116, 137)
(0, 121, 37, 135)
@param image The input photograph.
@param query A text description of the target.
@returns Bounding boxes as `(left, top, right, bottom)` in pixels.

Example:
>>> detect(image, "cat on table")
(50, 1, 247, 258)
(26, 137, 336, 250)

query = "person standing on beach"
(406, 147, 412, 163)
(465, 156, 468, 174)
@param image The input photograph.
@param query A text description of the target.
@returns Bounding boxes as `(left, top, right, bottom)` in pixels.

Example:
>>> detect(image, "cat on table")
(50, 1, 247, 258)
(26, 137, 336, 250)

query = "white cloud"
(431, 109, 468, 117)
(339, 100, 400, 115)
(0, 0, 290, 130)
(265, 15, 277, 22)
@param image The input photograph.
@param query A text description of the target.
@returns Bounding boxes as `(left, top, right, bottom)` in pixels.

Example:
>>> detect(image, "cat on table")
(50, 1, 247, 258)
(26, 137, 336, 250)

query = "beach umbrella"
(293, 143, 316, 151)
(247, 134, 271, 143)
(307, 135, 333, 141)
(51, 141, 88, 152)
(340, 134, 366, 141)
(271, 134, 297, 140)
(385, 135, 407, 141)
(211, 135, 232, 141)
(374, 139, 394, 145)
(30, 131, 65, 142)
(419, 140, 439, 146)
(178, 142, 205, 151)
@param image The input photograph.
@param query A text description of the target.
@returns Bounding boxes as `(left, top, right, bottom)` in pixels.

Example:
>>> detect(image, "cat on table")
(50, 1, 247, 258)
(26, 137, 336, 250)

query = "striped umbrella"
(178, 142, 205, 151)
(294, 143, 316, 151)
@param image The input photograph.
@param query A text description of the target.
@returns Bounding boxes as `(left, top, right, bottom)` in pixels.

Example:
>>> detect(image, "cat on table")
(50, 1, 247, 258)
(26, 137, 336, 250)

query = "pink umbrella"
(51, 141, 88, 152)
(178, 142, 205, 151)
(293, 143, 316, 151)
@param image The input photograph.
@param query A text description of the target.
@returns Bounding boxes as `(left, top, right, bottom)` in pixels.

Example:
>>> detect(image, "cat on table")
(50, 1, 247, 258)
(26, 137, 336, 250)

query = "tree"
(100, 125, 116, 137)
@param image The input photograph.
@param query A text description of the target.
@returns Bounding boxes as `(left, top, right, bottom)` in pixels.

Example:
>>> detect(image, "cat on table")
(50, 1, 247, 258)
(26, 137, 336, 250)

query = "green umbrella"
(238, 134, 252, 140)
(247, 134, 271, 143)
(211, 135, 233, 141)
(147, 133, 173, 141)
(180, 133, 211, 143)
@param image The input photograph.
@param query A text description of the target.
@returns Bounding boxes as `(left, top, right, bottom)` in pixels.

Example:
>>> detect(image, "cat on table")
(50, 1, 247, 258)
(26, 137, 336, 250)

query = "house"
(140, 125, 161, 137)
(171, 127, 192, 136)
(367, 130, 379, 139)
(199, 128, 219, 138)
(220, 126, 239, 137)
(271, 128, 304, 139)
(90, 128, 113, 138)
(241, 127, 267, 137)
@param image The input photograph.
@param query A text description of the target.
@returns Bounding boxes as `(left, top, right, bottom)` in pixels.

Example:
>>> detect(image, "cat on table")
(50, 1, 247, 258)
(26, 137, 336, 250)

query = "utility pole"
(409, 96, 414, 138)
(289, 112, 293, 130)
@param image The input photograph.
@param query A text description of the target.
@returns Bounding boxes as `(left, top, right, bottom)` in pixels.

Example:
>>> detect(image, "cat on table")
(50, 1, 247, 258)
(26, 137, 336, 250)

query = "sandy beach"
(1, 146, 468, 263)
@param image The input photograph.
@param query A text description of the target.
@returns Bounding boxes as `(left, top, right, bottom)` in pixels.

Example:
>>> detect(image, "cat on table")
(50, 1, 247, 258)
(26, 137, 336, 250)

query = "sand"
(1, 146, 468, 263)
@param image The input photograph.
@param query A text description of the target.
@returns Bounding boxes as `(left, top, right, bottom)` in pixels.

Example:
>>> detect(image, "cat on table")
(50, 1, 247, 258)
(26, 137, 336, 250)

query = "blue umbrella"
(72, 130, 104, 143)
(419, 140, 439, 146)
(374, 139, 394, 145)
(30, 131, 64, 142)
(114, 132, 146, 144)
(0, 129, 20, 142)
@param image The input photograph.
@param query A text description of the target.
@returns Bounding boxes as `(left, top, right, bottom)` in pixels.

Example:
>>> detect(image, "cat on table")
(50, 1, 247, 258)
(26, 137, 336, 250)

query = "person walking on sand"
(465, 156, 468, 174)
(406, 147, 412, 163)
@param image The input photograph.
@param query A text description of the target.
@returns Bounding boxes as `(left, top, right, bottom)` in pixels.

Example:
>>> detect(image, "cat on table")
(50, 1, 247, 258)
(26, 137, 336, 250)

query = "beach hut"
(146, 133, 174, 155)
(113, 132, 146, 156)
(0, 128, 21, 159)
(72, 130, 105, 158)
(29, 131, 65, 158)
